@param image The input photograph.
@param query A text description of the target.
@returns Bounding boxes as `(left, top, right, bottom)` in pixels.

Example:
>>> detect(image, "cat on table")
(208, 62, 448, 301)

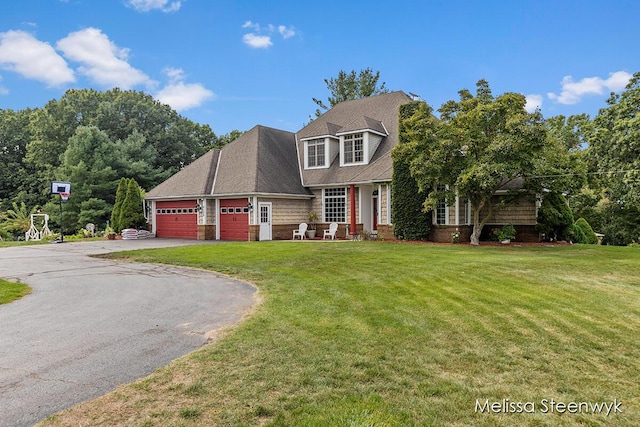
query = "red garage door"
(219, 199, 249, 241)
(155, 200, 197, 239)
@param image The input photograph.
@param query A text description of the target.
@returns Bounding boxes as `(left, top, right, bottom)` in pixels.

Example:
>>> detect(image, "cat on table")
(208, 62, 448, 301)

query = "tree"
(57, 126, 122, 228)
(392, 102, 432, 240)
(118, 178, 145, 230)
(0, 109, 35, 210)
(110, 178, 129, 232)
(587, 72, 640, 206)
(536, 191, 575, 241)
(401, 80, 547, 245)
(0, 201, 37, 239)
(23, 88, 220, 211)
(312, 68, 388, 118)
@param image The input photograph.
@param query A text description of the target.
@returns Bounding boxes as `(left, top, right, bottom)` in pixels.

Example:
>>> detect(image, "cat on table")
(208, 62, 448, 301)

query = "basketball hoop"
(60, 192, 70, 202)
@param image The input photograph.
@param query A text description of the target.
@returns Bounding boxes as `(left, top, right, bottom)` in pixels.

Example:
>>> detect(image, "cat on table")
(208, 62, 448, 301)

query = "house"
(144, 91, 539, 242)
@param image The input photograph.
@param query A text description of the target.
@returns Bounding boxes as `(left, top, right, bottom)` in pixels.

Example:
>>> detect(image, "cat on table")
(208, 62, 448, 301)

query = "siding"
(479, 195, 537, 225)
(259, 198, 311, 224)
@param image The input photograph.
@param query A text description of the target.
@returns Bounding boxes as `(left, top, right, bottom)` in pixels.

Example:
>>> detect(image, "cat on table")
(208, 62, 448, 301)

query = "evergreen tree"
(118, 178, 145, 230)
(111, 178, 128, 232)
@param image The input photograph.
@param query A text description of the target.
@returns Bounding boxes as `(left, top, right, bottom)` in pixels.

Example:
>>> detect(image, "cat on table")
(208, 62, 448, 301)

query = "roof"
(297, 91, 413, 186)
(213, 125, 311, 196)
(145, 149, 220, 199)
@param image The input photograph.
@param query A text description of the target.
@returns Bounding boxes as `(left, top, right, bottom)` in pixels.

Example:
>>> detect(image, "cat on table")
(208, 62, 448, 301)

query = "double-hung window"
(324, 188, 346, 222)
(307, 139, 325, 167)
(436, 184, 447, 225)
(343, 133, 364, 164)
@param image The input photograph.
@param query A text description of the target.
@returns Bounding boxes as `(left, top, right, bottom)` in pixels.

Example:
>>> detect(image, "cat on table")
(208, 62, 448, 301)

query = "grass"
(0, 278, 31, 304)
(38, 242, 639, 426)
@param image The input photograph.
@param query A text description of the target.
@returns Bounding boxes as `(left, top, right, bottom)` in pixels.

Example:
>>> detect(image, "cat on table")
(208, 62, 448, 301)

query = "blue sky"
(1, 0, 638, 135)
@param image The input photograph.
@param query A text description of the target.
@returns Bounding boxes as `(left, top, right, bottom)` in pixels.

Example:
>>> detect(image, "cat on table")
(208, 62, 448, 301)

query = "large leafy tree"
(0, 109, 34, 210)
(400, 80, 547, 245)
(587, 72, 640, 206)
(312, 68, 388, 118)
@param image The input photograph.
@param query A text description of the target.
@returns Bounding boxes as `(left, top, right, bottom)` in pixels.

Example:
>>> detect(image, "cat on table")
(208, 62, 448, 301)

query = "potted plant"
(105, 226, 117, 240)
(496, 224, 516, 244)
(307, 212, 318, 238)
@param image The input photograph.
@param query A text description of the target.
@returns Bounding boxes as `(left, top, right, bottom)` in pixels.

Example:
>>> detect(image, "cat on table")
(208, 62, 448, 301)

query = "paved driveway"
(0, 239, 256, 427)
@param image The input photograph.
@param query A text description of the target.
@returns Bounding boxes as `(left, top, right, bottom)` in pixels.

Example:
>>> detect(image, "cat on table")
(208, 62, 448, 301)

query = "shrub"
(495, 224, 516, 242)
(537, 192, 574, 241)
(391, 102, 431, 241)
(574, 218, 598, 244)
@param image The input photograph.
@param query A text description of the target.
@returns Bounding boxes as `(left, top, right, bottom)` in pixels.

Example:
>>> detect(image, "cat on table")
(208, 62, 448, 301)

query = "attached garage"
(155, 200, 197, 239)
(219, 199, 249, 241)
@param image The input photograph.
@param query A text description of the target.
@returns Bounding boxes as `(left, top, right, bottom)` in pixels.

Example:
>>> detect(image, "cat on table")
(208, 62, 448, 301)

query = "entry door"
(372, 196, 378, 231)
(259, 203, 272, 241)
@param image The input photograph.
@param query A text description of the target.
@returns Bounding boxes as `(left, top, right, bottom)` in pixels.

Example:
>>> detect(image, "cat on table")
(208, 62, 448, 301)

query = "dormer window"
(307, 139, 326, 167)
(343, 132, 364, 164)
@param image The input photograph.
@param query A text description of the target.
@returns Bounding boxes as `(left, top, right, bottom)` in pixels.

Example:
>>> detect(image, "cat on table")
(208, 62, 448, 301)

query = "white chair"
(323, 222, 338, 240)
(293, 223, 308, 240)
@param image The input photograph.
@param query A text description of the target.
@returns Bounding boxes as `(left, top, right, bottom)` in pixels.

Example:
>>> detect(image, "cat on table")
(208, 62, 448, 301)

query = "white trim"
(211, 150, 222, 194)
(258, 202, 273, 241)
(304, 138, 330, 170)
(300, 134, 339, 142)
(295, 134, 306, 187)
(252, 196, 258, 225)
(454, 194, 460, 226)
(387, 183, 392, 225)
(336, 128, 386, 137)
(340, 132, 367, 167)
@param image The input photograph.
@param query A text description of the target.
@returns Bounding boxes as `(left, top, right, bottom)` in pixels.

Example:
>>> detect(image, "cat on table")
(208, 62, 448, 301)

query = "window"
(324, 188, 346, 222)
(221, 208, 228, 214)
(436, 184, 447, 225)
(307, 139, 325, 167)
(343, 133, 364, 164)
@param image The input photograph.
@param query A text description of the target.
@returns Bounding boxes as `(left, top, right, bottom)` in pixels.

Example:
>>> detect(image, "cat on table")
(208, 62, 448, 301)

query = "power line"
(527, 169, 640, 179)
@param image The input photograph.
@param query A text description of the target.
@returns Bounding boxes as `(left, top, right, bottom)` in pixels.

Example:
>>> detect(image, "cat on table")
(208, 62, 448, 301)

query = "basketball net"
(60, 192, 70, 202)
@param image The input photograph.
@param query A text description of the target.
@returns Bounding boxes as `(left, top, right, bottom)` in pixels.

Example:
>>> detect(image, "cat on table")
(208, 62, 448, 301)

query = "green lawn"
(0, 278, 31, 304)
(41, 242, 639, 426)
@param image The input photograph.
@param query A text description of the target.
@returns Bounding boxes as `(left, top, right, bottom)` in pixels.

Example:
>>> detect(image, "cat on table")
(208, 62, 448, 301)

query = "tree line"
(0, 88, 237, 238)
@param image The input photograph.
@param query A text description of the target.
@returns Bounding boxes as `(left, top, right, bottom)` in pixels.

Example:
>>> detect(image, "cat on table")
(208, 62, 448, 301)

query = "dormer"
(336, 116, 387, 167)
(301, 122, 341, 170)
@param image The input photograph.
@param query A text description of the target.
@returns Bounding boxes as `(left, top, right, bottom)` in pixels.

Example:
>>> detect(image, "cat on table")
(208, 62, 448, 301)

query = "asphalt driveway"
(0, 239, 256, 427)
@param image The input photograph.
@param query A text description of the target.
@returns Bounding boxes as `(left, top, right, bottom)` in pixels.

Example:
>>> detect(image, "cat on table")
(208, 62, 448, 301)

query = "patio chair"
(293, 222, 308, 240)
(323, 222, 339, 240)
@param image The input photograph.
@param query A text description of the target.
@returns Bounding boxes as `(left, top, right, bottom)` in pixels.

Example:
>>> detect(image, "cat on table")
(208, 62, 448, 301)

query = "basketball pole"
(59, 196, 64, 243)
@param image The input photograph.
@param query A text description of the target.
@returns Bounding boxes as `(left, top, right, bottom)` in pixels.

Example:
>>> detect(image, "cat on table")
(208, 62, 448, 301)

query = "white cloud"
(241, 21, 296, 48)
(56, 27, 154, 90)
(0, 30, 75, 87)
(243, 33, 272, 49)
(126, 0, 181, 13)
(547, 71, 632, 105)
(525, 94, 543, 113)
(278, 25, 295, 39)
(242, 21, 260, 31)
(155, 67, 214, 111)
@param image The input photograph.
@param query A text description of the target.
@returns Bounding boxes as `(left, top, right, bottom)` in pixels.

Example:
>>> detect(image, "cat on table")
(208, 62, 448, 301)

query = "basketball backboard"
(50, 181, 71, 194)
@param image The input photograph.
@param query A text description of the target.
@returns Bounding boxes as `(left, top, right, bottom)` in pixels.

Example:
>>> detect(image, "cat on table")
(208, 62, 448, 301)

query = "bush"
(537, 192, 574, 241)
(495, 224, 516, 242)
(574, 218, 598, 244)
(391, 102, 431, 240)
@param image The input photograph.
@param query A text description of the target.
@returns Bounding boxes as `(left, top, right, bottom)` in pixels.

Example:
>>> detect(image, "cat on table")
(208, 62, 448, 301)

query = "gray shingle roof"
(213, 125, 311, 196)
(297, 91, 412, 186)
(145, 149, 220, 199)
